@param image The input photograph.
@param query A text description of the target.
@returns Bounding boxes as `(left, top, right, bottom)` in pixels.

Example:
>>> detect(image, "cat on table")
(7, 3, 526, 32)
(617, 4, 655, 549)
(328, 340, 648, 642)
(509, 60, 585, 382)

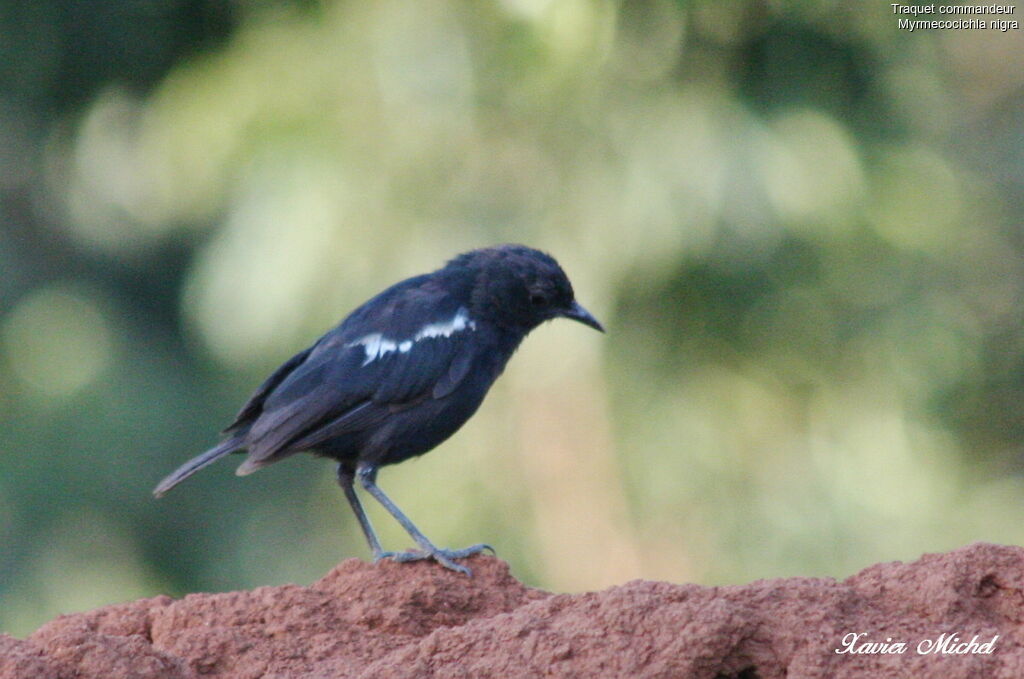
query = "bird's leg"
(336, 463, 386, 560)
(355, 464, 493, 576)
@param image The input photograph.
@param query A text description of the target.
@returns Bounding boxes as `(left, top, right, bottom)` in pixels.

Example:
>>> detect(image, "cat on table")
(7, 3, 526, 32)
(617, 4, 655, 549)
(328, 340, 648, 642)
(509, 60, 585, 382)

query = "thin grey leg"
(356, 464, 492, 576)
(336, 463, 384, 559)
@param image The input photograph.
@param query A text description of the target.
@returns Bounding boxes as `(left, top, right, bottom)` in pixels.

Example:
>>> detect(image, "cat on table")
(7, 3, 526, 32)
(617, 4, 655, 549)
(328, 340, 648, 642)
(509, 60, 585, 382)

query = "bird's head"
(452, 245, 604, 334)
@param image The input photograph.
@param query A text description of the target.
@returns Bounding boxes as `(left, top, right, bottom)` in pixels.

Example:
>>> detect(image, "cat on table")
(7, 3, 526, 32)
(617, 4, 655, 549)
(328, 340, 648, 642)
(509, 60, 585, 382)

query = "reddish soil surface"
(3, 542, 1024, 678)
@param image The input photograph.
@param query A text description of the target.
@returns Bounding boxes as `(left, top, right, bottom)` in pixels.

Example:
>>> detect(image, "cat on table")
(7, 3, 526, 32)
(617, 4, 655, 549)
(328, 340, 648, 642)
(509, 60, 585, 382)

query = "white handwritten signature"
(835, 632, 997, 655)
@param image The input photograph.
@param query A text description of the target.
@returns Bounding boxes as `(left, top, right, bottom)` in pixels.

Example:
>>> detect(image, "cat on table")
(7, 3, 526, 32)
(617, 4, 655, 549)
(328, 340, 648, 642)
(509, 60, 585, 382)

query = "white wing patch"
(347, 308, 477, 366)
(412, 308, 475, 341)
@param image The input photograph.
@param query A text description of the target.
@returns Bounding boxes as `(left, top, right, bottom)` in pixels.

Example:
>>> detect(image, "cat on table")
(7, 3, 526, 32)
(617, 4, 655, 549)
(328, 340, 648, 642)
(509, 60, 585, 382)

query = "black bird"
(154, 244, 603, 575)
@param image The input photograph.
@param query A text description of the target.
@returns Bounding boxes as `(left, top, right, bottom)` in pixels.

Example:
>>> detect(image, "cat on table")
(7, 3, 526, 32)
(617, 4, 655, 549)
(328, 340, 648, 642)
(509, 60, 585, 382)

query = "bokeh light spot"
(2, 284, 114, 398)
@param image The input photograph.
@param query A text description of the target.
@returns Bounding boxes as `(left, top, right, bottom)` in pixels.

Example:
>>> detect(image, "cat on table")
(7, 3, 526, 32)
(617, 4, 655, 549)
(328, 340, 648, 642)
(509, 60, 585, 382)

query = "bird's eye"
(529, 292, 548, 307)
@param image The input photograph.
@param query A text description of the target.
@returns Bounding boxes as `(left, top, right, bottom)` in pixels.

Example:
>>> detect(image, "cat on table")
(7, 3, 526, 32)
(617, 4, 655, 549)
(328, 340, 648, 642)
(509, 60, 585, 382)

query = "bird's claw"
(374, 543, 495, 576)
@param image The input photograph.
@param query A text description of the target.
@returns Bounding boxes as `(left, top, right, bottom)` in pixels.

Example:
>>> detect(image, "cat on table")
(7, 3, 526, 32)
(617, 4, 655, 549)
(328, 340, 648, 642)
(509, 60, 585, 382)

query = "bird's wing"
(239, 276, 480, 465)
(223, 344, 316, 433)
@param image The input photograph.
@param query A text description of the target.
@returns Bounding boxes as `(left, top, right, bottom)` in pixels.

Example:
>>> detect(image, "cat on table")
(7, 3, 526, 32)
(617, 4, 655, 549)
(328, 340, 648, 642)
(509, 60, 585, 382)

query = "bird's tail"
(153, 437, 243, 498)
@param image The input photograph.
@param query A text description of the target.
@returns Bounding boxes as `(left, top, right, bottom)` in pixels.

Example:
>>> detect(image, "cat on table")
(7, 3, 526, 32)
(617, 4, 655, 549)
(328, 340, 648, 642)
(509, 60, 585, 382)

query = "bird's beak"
(561, 301, 605, 332)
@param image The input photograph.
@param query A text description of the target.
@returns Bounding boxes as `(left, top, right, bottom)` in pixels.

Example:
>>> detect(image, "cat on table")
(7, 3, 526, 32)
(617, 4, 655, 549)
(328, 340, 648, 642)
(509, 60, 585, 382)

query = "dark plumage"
(154, 244, 603, 574)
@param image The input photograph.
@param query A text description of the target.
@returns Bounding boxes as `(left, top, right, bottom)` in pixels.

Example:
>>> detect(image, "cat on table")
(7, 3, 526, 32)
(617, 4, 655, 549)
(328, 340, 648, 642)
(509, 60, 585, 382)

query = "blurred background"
(2, 0, 1024, 637)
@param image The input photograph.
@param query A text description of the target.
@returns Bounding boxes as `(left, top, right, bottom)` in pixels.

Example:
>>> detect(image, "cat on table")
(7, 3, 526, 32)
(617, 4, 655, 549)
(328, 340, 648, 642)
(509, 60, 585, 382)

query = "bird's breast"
(372, 375, 492, 466)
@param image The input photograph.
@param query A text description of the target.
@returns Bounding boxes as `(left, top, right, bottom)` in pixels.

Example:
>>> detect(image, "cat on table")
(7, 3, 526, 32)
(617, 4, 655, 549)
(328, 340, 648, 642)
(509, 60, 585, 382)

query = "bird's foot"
(375, 543, 495, 576)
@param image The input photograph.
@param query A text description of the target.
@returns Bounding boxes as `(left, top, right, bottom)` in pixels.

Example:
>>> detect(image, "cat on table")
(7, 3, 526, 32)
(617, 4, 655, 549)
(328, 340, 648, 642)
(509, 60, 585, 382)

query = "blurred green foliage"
(2, 0, 1023, 638)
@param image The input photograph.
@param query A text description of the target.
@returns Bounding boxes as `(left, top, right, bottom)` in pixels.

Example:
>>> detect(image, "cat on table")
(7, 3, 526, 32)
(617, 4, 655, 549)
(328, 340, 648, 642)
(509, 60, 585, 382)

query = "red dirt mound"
(3, 543, 1024, 678)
